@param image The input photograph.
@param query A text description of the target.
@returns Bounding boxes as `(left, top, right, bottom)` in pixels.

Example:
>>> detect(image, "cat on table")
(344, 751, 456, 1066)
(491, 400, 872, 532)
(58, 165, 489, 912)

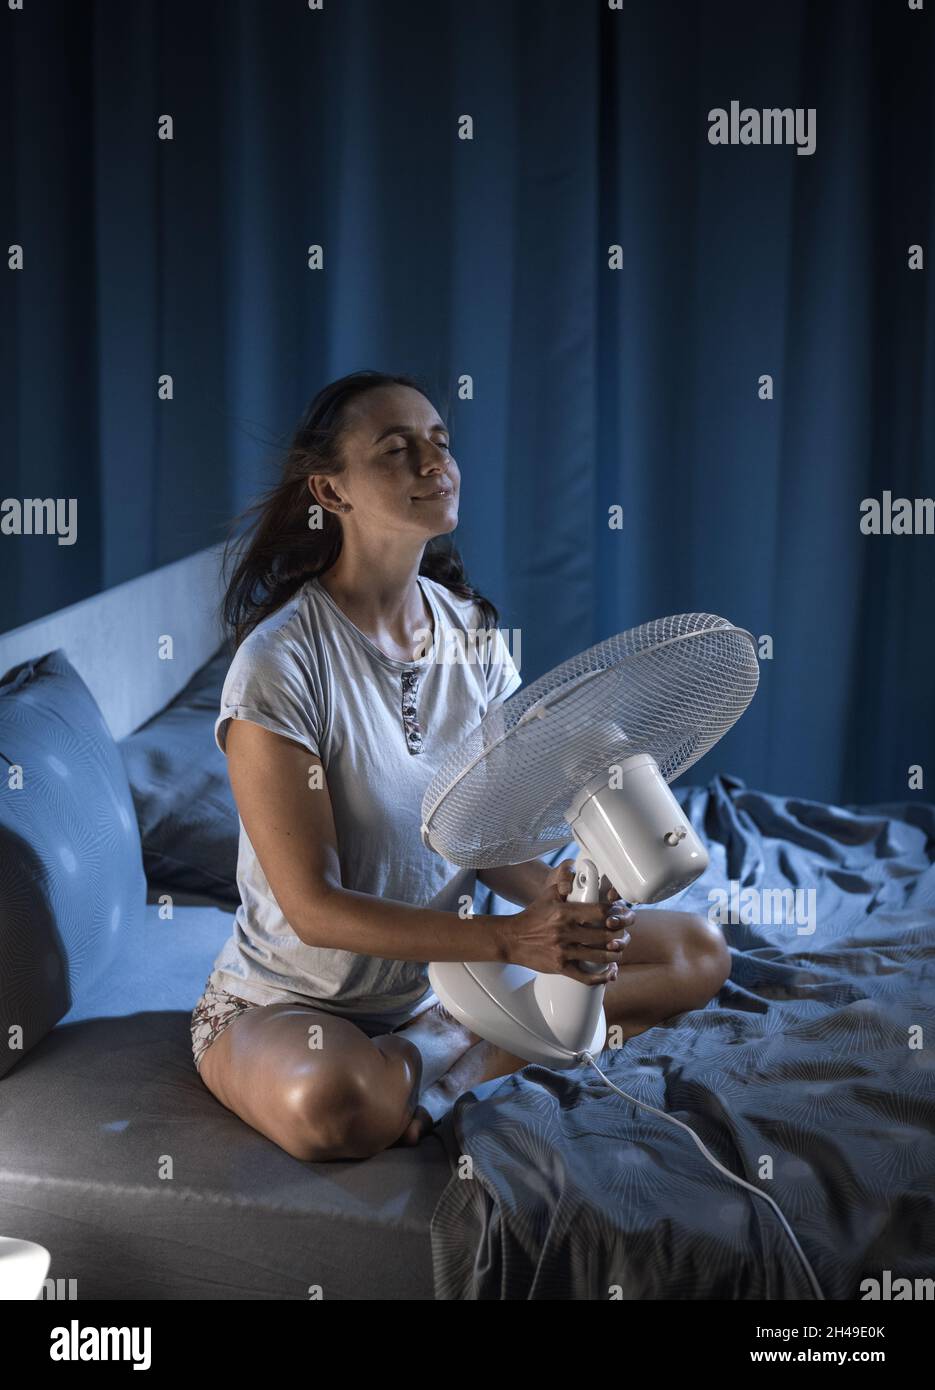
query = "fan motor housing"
(565, 753, 708, 904)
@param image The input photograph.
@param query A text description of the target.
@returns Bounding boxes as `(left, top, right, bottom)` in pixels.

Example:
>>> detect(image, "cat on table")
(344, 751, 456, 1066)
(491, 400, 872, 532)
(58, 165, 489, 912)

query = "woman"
(192, 369, 730, 1161)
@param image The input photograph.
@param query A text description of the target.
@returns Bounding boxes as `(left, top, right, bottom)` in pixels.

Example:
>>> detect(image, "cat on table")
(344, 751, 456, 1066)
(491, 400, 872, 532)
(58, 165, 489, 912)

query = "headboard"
(0, 543, 229, 741)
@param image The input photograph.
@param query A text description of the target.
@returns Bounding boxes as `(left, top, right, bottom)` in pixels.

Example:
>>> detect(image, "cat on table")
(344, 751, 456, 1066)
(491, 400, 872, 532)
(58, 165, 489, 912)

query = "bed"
(1, 545, 931, 1301)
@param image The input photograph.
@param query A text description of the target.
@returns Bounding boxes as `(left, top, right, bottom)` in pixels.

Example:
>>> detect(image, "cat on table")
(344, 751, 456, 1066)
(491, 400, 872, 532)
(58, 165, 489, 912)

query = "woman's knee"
(281, 1035, 422, 1162)
(278, 1068, 370, 1161)
(680, 913, 731, 1002)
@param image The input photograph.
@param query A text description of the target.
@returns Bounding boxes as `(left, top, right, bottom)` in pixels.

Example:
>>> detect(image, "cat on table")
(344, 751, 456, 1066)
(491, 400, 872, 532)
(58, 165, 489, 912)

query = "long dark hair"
(219, 370, 499, 649)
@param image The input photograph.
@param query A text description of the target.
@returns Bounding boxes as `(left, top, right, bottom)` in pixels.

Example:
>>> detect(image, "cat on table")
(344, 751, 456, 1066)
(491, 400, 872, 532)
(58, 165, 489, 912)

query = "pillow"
(0, 649, 146, 1079)
(119, 644, 240, 905)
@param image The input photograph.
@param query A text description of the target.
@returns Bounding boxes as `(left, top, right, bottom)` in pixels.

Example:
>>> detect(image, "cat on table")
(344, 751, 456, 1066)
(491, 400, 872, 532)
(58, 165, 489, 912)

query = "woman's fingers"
(566, 942, 629, 964)
(552, 861, 575, 895)
(561, 924, 630, 950)
(598, 873, 625, 903)
(558, 901, 629, 927)
(561, 961, 619, 986)
(560, 910, 633, 941)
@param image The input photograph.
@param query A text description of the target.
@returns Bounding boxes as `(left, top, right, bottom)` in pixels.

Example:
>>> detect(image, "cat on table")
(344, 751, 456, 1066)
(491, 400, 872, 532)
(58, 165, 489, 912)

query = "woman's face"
(315, 384, 460, 538)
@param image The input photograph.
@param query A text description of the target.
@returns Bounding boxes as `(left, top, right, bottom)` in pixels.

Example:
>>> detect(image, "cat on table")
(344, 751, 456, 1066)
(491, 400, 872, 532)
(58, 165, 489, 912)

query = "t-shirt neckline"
(308, 574, 438, 671)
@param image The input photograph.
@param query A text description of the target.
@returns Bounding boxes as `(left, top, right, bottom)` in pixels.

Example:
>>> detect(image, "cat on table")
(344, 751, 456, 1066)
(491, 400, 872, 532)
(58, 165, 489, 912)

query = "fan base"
(428, 961, 606, 1069)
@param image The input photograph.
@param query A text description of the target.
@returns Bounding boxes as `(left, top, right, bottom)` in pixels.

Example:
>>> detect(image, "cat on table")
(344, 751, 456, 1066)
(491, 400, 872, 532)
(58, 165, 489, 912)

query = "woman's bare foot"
(386, 1002, 478, 1147)
(389, 1006, 528, 1145)
(391, 1001, 480, 1091)
(417, 1037, 529, 1127)
(391, 1103, 436, 1147)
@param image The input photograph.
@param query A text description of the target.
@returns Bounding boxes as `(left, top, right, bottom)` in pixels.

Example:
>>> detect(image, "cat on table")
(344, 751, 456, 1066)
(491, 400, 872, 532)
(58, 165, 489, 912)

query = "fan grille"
(421, 613, 759, 867)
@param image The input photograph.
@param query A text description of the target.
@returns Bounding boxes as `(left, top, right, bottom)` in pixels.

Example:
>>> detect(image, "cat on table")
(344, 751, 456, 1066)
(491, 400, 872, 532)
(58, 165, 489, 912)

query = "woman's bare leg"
(600, 908, 730, 1042)
(388, 1000, 486, 1144)
(198, 1002, 425, 1160)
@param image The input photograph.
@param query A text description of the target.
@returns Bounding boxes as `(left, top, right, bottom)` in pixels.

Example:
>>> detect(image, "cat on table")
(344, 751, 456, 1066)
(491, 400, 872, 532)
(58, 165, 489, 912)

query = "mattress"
(0, 898, 450, 1300)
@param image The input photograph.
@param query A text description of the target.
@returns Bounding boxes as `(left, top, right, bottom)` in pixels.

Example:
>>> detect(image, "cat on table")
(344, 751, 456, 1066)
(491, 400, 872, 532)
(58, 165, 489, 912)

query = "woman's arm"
(225, 717, 507, 963)
(476, 861, 551, 908)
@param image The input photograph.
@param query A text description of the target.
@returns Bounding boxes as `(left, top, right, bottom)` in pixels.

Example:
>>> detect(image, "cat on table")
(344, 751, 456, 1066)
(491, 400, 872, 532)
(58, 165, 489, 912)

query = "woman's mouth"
(412, 488, 454, 501)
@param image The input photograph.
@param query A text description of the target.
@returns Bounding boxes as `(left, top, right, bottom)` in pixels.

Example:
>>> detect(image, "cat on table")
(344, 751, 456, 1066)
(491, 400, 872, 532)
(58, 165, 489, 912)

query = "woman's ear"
(308, 474, 346, 514)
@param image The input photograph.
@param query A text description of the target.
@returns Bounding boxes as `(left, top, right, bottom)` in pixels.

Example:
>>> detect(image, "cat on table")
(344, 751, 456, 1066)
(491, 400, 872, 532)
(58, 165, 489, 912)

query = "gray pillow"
(119, 645, 239, 905)
(0, 649, 146, 1079)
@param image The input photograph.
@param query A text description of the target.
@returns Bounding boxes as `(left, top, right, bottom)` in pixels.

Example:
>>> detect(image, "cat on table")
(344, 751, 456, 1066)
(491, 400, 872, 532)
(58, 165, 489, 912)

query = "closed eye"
(386, 440, 449, 454)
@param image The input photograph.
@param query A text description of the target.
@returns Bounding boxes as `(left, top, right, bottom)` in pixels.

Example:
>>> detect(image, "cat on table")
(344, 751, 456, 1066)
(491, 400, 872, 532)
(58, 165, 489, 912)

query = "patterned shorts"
(191, 978, 260, 1072)
(190, 976, 443, 1074)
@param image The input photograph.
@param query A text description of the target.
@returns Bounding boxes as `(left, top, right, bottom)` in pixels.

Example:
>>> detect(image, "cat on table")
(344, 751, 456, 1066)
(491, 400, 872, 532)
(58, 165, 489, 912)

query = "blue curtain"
(2, 0, 932, 806)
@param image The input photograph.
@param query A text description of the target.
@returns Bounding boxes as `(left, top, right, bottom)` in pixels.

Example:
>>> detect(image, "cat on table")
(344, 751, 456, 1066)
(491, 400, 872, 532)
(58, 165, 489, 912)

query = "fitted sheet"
(0, 898, 449, 1300)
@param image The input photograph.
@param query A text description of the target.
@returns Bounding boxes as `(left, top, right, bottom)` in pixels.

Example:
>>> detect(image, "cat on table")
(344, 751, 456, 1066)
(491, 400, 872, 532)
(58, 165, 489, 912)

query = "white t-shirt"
(208, 573, 522, 1024)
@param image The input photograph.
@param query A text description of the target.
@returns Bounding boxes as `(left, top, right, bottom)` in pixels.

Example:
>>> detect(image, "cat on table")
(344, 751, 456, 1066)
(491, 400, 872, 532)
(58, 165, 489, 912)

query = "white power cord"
(579, 1049, 825, 1301)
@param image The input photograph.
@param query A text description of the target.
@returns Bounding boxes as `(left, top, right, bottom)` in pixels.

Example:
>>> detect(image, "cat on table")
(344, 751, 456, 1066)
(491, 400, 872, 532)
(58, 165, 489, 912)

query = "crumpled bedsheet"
(430, 774, 935, 1300)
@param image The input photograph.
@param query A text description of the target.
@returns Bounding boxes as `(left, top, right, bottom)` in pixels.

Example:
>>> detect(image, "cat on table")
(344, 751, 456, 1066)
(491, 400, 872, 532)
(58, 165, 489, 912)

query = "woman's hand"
(545, 860, 633, 921)
(544, 858, 577, 898)
(496, 869, 634, 985)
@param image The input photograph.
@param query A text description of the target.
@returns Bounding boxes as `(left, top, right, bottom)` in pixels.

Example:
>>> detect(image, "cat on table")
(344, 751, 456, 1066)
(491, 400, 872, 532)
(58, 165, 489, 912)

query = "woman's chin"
(415, 507, 459, 537)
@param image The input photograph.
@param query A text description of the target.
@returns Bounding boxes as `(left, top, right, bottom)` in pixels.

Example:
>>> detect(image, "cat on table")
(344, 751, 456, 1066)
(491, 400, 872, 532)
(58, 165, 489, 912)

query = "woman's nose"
(417, 446, 448, 472)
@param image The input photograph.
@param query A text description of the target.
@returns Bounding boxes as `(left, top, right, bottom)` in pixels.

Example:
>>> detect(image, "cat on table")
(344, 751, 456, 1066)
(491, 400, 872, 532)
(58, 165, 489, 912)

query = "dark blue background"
(1, 0, 932, 805)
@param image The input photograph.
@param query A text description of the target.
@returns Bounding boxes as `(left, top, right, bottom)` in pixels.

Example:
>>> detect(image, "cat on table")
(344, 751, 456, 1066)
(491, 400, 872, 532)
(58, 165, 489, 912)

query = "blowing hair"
(219, 370, 499, 650)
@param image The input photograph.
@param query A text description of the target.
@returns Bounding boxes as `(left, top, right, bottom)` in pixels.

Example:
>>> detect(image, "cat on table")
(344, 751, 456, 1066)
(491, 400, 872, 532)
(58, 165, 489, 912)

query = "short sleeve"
(214, 633, 323, 758)
(482, 626, 522, 706)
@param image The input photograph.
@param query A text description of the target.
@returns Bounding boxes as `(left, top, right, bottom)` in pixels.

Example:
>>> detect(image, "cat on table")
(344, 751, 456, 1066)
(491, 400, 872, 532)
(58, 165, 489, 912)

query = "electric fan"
(420, 612, 760, 1068)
